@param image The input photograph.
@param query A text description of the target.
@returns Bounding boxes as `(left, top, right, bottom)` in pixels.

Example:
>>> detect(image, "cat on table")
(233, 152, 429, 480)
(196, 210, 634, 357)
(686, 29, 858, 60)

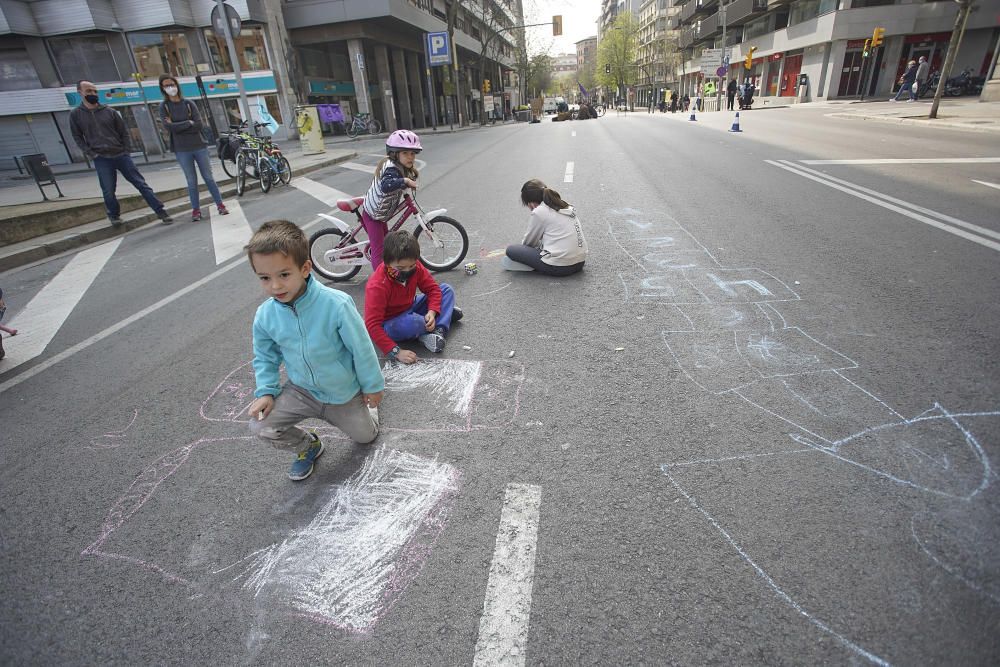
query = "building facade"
(0, 0, 292, 168)
(673, 0, 1000, 103)
(0, 0, 524, 169)
(576, 35, 598, 98)
(285, 0, 525, 131)
(637, 0, 682, 107)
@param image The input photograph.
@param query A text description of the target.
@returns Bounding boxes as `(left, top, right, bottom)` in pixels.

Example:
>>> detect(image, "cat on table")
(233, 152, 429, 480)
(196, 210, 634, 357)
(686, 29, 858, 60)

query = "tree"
(524, 53, 553, 97)
(596, 13, 639, 102)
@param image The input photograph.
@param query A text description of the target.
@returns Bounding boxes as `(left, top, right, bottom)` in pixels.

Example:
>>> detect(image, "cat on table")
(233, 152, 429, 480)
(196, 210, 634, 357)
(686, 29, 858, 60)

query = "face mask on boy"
(386, 266, 415, 283)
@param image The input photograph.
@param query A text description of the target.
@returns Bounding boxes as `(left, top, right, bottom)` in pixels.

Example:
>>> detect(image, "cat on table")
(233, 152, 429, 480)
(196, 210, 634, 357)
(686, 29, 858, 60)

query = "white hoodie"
(522, 203, 588, 266)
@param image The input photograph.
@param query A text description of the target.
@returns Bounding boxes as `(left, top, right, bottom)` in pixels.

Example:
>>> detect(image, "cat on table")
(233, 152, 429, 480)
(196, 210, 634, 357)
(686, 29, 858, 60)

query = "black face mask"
(84, 94, 99, 105)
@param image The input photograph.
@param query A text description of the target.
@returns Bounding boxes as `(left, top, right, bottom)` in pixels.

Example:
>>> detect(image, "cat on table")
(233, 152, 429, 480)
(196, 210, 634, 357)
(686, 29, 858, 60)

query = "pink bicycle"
(308, 191, 468, 281)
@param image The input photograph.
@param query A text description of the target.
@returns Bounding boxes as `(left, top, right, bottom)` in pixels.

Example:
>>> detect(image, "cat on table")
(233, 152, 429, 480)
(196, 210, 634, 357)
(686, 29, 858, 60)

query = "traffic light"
(871, 27, 885, 49)
(862, 39, 871, 58)
(483, 79, 491, 93)
(605, 63, 611, 74)
(743, 46, 756, 70)
(552, 15, 562, 37)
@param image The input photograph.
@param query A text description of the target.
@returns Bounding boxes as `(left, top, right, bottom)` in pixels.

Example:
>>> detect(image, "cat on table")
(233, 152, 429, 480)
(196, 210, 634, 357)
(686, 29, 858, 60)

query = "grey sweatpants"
(249, 383, 378, 451)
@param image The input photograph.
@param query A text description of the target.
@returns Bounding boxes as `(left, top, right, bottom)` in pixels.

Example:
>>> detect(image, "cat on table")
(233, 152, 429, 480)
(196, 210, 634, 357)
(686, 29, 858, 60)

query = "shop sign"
(308, 80, 358, 96)
(65, 73, 278, 107)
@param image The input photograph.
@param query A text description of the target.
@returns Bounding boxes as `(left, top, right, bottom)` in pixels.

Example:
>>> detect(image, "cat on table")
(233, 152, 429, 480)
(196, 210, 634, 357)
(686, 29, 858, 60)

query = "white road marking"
(291, 176, 354, 208)
(786, 161, 1000, 242)
(972, 179, 1000, 191)
(571, 131, 576, 137)
(210, 199, 253, 265)
(340, 161, 377, 173)
(766, 160, 1000, 253)
(4, 239, 121, 370)
(474, 483, 542, 667)
(564, 161, 574, 183)
(799, 158, 1000, 165)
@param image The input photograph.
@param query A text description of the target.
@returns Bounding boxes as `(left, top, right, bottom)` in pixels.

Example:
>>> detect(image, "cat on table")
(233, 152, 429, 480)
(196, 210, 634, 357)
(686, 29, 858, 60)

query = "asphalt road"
(2, 108, 999, 665)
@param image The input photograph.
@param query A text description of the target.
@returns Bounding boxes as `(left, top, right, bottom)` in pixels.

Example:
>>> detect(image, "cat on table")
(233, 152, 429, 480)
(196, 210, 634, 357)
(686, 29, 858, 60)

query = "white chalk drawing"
(609, 206, 1000, 664)
(84, 438, 460, 634)
(88, 408, 139, 450)
(201, 358, 524, 432)
(216, 446, 459, 632)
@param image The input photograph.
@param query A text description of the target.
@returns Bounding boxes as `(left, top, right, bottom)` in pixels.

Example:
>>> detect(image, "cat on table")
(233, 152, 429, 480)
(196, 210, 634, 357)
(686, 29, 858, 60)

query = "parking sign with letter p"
(426, 31, 450, 66)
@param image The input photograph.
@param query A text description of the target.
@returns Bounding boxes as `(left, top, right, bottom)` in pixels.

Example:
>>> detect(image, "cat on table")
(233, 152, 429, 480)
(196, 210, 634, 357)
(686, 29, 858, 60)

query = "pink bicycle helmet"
(386, 129, 422, 154)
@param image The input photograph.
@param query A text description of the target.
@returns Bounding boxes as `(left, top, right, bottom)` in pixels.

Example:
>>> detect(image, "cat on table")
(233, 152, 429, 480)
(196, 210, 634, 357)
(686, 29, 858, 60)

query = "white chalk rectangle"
(210, 199, 253, 265)
(563, 161, 574, 183)
(291, 176, 353, 208)
(474, 483, 542, 667)
(221, 446, 458, 631)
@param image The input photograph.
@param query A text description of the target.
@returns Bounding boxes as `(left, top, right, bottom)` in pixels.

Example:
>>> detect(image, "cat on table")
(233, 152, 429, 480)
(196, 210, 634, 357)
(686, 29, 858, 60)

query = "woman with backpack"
(158, 74, 228, 221)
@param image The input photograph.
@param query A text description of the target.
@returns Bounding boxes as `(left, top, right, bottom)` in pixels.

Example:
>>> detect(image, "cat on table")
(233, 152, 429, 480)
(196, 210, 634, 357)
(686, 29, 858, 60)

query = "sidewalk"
(0, 120, 516, 273)
(827, 97, 1000, 133)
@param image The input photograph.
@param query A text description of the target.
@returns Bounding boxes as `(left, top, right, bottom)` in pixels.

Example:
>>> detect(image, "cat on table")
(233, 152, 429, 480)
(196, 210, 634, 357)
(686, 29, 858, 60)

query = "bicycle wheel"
(347, 119, 360, 138)
(309, 228, 362, 281)
(596, 105, 606, 117)
(258, 158, 273, 193)
(236, 153, 247, 196)
(368, 118, 382, 135)
(415, 215, 468, 272)
(275, 156, 292, 185)
(221, 154, 238, 179)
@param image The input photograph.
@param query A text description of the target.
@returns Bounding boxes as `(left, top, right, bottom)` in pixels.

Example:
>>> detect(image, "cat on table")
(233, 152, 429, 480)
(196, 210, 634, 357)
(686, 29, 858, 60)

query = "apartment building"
(637, 0, 682, 107)
(674, 0, 1000, 103)
(576, 35, 598, 94)
(0, 0, 291, 167)
(285, 0, 525, 130)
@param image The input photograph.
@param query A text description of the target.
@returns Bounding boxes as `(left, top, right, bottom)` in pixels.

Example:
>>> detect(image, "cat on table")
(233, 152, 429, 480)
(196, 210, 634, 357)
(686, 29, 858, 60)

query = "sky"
(523, 0, 601, 56)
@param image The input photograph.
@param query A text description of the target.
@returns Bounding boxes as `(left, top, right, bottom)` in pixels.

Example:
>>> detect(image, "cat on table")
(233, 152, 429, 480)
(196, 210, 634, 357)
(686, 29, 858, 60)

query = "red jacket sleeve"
(415, 262, 442, 314)
(364, 275, 397, 354)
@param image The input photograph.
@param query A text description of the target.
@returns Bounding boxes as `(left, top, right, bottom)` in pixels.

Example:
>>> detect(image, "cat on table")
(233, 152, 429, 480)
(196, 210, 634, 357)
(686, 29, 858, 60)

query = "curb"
(827, 112, 1000, 134)
(0, 151, 357, 273)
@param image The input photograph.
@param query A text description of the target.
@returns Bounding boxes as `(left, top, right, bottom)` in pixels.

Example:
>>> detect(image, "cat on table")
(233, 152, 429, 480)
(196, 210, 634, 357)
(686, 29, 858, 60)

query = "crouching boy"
(364, 230, 463, 364)
(245, 220, 384, 481)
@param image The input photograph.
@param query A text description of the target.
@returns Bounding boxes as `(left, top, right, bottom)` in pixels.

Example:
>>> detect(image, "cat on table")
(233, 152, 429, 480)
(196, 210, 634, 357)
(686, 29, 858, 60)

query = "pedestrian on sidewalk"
(670, 90, 678, 113)
(69, 80, 172, 226)
(727, 79, 738, 111)
(892, 60, 918, 102)
(915, 56, 930, 99)
(158, 75, 228, 222)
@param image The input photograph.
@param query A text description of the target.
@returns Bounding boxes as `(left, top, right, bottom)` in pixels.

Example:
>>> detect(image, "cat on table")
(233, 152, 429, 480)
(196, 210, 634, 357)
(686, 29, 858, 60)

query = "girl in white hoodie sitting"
(502, 179, 588, 277)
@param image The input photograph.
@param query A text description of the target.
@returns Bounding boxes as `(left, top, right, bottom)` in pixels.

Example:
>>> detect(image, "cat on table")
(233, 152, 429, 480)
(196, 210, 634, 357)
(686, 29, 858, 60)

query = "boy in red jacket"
(364, 230, 463, 364)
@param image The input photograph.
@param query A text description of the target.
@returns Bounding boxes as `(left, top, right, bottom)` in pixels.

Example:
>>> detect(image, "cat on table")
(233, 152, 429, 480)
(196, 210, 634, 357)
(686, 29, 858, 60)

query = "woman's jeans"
(175, 148, 223, 210)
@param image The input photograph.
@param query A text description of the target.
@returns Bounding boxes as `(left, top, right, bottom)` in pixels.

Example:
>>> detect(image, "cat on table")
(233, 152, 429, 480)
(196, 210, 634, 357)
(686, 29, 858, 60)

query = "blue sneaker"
(288, 433, 324, 481)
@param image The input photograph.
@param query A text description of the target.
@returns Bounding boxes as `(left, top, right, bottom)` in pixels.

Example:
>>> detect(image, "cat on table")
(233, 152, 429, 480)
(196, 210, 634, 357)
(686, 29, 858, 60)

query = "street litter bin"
(21, 153, 65, 201)
(515, 110, 531, 122)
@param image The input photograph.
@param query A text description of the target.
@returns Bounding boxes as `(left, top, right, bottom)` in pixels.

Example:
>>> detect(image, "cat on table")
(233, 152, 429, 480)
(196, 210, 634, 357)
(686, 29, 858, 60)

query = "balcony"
(678, 27, 696, 49)
(679, 0, 718, 25)
(697, 13, 720, 39)
(723, 0, 769, 26)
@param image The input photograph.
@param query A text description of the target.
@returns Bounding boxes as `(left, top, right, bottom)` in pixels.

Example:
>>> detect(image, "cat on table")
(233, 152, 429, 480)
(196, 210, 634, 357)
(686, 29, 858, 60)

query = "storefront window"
(205, 26, 270, 72)
(131, 32, 195, 78)
(49, 35, 122, 83)
(0, 47, 42, 91)
(743, 15, 772, 41)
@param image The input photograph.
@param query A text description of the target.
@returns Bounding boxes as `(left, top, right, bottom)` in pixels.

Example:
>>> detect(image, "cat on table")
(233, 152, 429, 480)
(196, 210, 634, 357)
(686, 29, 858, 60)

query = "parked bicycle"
(309, 191, 468, 281)
(219, 121, 291, 196)
(345, 112, 383, 138)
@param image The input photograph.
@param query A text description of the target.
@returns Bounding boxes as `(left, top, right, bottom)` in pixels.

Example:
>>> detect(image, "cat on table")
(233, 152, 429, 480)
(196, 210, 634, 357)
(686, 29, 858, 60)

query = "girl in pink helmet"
(360, 129, 422, 270)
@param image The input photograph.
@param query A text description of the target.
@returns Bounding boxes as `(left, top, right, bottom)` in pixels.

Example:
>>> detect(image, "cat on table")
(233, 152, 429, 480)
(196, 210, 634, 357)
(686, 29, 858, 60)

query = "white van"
(542, 97, 557, 114)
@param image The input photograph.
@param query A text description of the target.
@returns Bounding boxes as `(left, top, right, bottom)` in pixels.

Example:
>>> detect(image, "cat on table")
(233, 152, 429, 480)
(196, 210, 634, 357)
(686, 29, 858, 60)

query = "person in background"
(892, 60, 918, 102)
(915, 56, 930, 99)
(70, 80, 172, 226)
(727, 79, 738, 111)
(158, 75, 228, 222)
(0, 287, 16, 361)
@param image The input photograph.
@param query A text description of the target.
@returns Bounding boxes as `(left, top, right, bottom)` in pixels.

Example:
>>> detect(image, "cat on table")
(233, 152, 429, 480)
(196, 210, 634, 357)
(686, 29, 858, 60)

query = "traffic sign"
(210, 2, 241, 39)
(426, 32, 451, 67)
(717, 66, 728, 77)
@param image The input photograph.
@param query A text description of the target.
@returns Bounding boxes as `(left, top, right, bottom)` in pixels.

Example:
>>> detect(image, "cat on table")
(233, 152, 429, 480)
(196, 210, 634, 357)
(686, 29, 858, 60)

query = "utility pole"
(215, 0, 253, 124)
(720, 0, 727, 108)
(930, 0, 972, 119)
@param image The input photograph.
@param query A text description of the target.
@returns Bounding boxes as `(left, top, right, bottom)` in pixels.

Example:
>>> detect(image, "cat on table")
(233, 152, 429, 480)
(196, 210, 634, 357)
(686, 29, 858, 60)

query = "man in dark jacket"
(891, 60, 918, 102)
(70, 80, 171, 226)
(727, 79, 738, 111)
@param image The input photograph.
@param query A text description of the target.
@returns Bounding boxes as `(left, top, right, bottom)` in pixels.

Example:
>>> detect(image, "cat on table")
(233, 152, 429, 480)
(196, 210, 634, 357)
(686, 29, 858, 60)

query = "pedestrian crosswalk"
(210, 200, 253, 265)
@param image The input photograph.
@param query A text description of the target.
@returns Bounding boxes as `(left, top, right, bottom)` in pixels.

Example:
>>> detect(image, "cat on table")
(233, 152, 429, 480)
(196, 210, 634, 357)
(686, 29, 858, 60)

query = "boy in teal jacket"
(245, 220, 384, 481)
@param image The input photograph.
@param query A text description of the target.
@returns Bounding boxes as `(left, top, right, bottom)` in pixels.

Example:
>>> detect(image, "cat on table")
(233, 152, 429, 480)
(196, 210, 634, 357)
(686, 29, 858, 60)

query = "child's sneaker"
(418, 327, 446, 353)
(452, 307, 463, 323)
(192, 209, 202, 222)
(217, 203, 229, 215)
(288, 432, 324, 481)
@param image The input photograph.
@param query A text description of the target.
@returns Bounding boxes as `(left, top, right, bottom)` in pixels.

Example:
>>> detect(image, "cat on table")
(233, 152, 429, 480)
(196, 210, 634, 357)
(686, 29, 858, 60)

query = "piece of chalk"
(615, 347, 625, 351)
(508, 350, 515, 358)
(258, 410, 265, 421)
(462, 345, 472, 351)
